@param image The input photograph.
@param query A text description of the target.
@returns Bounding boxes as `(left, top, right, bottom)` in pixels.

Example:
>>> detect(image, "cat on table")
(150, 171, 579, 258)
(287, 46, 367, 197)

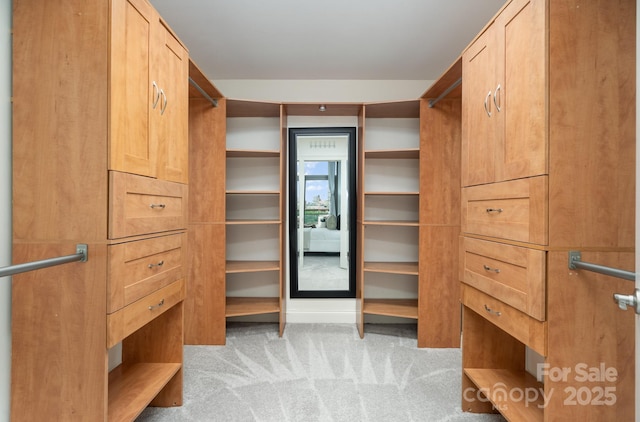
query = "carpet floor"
(137, 323, 505, 422)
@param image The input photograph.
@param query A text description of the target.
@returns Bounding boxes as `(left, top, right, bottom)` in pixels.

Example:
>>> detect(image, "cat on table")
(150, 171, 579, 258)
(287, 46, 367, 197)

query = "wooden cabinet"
(186, 97, 287, 344)
(355, 98, 461, 348)
(11, 0, 189, 420)
(357, 101, 421, 335)
(459, 0, 635, 420)
(462, 0, 546, 187)
(110, 0, 189, 183)
(225, 100, 287, 335)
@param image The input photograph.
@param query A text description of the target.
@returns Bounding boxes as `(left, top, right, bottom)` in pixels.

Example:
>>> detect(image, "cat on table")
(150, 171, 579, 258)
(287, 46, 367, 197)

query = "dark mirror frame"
(289, 127, 357, 298)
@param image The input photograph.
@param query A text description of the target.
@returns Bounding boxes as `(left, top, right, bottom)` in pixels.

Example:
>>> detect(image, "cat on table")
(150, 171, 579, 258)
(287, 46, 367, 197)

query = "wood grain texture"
(184, 224, 226, 345)
(420, 98, 461, 226)
(12, 0, 109, 243)
(461, 237, 545, 321)
(546, 251, 635, 421)
(418, 226, 461, 348)
(188, 97, 226, 224)
(109, 171, 188, 239)
(547, 0, 636, 249)
(11, 242, 108, 420)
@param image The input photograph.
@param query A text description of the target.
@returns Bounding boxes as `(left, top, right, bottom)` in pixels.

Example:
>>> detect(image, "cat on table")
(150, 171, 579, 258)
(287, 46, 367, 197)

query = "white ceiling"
(149, 0, 506, 81)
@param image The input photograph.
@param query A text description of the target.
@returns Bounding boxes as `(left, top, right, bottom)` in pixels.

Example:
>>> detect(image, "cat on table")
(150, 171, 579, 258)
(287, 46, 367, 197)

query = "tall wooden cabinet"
(186, 99, 288, 344)
(459, 0, 635, 420)
(12, 0, 189, 420)
(184, 62, 226, 345)
(355, 99, 461, 348)
(225, 100, 287, 335)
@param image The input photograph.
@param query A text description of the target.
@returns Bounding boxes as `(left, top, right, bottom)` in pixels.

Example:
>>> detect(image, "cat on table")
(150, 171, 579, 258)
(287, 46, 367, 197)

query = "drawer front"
(462, 176, 547, 245)
(462, 284, 546, 356)
(461, 237, 545, 320)
(108, 233, 185, 313)
(107, 279, 185, 348)
(109, 171, 187, 239)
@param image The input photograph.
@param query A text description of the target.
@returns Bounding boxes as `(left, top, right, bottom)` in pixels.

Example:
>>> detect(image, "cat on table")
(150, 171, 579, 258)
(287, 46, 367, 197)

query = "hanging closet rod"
(189, 77, 219, 108)
(568, 251, 635, 282)
(0, 244, 88, 278)
(428, 77, 462, 108)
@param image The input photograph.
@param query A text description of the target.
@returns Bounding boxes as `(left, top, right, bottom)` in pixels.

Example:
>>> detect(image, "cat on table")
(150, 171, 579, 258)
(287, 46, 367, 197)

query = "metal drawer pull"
(150, 203, 166, 209)
(148, 298, 165, 311)
(160, 89, 168, 115)
(486, 208, 503, 213)
(148, 260, 164, 269)
(493, 84, 502, 112)
(483, 265, 500, 273)
(484, 90, 492, 117)
(152, 81, 160, 109)
(484, 304, 502, 316)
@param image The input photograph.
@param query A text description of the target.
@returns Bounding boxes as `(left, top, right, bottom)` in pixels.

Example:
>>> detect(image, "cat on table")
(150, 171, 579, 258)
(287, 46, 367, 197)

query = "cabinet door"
(496, 0, 546, 181)
(110, 0, 157, 178)
(154, 25, 189, 184)
(461, 24, 498, 187)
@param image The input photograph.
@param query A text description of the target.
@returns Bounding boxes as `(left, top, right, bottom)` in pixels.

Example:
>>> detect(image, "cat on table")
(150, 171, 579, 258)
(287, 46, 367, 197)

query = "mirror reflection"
(289, 128, 356, 298)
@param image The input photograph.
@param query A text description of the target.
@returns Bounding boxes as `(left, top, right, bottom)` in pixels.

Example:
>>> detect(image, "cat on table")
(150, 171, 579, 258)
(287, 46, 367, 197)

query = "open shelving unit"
(357, 100, 422, 336)
(224, 99, 287, 334)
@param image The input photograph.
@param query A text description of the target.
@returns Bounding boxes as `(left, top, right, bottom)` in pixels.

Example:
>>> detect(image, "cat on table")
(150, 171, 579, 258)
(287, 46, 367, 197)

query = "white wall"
(0, 0, 11, 420)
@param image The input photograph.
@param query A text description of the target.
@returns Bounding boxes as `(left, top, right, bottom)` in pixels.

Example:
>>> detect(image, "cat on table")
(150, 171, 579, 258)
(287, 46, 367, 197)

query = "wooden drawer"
(109, 171, 187, 239)
(108, 233, 185, 313)
(462, 284, 546, 356)
(461, 237, 545, 321)
(462, 176, 547, 245)
(107, 279, 185, 348)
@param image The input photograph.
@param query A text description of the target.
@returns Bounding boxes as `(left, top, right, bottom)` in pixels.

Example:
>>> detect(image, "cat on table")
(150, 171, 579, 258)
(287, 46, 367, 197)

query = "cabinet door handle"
(152, 81, 160, 109)
(484, 304, 502, 316)
(148, 260, 164, 269)
(485, 208, 503, 213)
(484, 90, 492, 117)
(150, 203, 166, 209)
(483, 264, 500, 273)
(148, 298, 165, 311)
(160, 89, 168, 115)
(493, 84, 501, 112)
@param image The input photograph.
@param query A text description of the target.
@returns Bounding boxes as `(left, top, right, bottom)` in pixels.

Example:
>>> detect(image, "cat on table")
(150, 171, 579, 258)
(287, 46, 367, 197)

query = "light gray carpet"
(137, 323, 505, 422)
(299, 255, 348, 291)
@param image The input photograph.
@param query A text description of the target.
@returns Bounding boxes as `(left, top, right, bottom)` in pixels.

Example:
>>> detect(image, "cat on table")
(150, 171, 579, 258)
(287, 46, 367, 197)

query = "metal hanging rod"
(0, 244, 88, 278)
(428, 77, 462, 108)
(568, 251, 635, 282)
(188, 77, 218, 108)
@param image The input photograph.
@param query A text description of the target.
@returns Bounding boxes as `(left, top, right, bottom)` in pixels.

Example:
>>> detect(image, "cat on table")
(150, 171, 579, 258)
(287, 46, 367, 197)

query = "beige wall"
(214, 79, 431, 103)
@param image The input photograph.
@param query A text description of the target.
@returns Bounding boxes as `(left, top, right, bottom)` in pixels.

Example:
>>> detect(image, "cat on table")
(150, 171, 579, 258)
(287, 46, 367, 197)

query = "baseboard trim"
(286, 310, 356, 324)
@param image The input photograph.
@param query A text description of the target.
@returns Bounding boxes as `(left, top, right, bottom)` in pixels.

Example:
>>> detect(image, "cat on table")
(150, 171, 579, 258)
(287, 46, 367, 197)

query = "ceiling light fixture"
(318, 104, 326, 112)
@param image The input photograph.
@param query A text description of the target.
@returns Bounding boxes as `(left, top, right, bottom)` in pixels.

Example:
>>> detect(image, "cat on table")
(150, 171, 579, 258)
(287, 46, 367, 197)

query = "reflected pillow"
(326, 215, 337, 230)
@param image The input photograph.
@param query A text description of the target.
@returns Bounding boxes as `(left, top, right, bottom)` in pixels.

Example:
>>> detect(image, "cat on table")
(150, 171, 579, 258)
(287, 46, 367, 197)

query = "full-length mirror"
(289, 127, 356, 298)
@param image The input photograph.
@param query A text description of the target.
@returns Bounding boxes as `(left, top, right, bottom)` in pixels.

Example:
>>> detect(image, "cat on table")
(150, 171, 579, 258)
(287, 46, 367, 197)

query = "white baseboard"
(286, 310, 356, 324)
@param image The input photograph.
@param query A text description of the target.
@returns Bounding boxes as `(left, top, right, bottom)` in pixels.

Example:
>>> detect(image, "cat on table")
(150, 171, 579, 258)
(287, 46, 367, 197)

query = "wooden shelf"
(226, 297, 280, 317)
(364, 100, 420, 118)
(227, 99, 281, 117)
(226, 260, 280, 273)
(226, 149, 280, 158)
(364, 261, 419, 275)
(364, 148, 420, 159)
(363, 299, 418, 319)
(464, 368, 544, 421)
(363, 220, 419, 227)
(108, 362, 182, 422)
(284, 102, 362, 116)
(225, 219, 281, 225)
